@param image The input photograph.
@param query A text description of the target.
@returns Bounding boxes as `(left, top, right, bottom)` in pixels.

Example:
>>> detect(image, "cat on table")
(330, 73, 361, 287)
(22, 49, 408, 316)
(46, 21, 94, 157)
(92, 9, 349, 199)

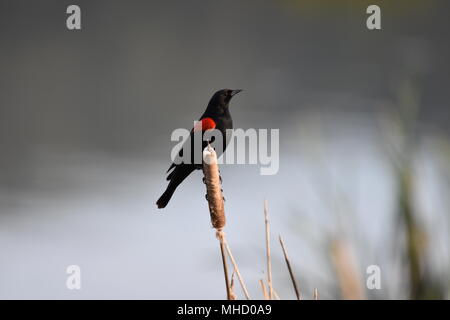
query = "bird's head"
(210, 89, 242, 107)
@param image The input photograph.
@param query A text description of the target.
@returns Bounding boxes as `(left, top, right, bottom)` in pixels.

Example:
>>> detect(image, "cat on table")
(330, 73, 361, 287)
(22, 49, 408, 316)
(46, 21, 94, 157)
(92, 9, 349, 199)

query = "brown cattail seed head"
(202, 145, 226, 230)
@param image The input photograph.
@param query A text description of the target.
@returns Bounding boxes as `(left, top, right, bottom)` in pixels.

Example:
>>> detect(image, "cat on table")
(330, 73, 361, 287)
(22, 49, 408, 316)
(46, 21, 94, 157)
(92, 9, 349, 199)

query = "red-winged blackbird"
(156, 89, 242, 209)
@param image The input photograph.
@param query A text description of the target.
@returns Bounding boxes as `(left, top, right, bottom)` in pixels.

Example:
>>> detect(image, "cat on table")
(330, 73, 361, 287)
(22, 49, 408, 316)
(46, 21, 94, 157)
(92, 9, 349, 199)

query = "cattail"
(202, 144, 231, 299)
(202, 144, 226, 230)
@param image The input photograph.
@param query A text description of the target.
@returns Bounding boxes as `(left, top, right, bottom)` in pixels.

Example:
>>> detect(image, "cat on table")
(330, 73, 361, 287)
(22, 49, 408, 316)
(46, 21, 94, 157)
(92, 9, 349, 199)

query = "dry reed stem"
(314, 288, 319, 300)
(224, 240, 251, 299)
(279, 235, 301, 300)
(273, 289, 281, 300)
(230, 269, 235, 289)
(259, 279, 269, 300)
(230, 270, 237, 300)
(264, 200, 273, 299)
(203, 145, 230, 299)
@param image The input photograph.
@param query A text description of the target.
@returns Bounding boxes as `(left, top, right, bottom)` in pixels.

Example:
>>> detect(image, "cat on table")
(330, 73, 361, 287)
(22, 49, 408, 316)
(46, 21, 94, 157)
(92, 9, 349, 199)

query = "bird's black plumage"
(156, 89, 241, 209)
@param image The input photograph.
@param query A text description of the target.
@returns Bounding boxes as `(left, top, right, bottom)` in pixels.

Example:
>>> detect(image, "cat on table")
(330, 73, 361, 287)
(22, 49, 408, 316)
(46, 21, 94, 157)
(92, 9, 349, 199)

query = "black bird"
(156, 89, 242, 208)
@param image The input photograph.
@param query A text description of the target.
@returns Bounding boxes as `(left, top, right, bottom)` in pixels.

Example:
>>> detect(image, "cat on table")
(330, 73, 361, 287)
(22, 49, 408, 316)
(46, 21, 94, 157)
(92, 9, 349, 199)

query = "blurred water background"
(1, 0, 449, 299)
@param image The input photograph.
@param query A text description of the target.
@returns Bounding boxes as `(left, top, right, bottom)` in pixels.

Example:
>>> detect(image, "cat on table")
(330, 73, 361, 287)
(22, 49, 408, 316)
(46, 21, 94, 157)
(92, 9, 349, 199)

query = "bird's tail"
(156, 184, 177, 209)
(157, 164, 196, 209)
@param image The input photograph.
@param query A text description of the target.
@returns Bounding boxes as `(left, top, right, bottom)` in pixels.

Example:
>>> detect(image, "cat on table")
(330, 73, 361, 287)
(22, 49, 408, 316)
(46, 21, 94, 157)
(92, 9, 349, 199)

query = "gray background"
(1, 0, 449, 299)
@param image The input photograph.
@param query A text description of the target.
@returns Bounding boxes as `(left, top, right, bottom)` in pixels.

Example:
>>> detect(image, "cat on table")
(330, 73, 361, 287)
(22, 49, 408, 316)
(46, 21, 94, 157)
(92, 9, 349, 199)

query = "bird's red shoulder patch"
(193, 117, 216, 132)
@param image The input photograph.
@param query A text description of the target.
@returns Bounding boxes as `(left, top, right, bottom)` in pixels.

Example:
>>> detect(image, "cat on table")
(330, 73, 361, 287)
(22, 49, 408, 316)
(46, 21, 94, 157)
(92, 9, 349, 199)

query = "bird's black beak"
(231, 89, 242, 97)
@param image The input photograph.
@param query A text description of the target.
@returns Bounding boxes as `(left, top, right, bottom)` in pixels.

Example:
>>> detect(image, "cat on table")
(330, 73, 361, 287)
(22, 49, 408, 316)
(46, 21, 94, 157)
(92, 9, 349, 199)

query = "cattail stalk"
(202, 144, 231, 299)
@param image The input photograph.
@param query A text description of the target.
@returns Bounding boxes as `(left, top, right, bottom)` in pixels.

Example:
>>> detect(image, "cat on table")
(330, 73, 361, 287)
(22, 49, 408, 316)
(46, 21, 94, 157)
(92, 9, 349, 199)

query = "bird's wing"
(166, 118, 217, 178)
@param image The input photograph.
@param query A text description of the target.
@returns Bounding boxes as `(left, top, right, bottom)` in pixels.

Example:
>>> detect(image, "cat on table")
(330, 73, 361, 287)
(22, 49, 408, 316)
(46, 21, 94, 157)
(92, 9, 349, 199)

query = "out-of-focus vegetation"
(387, 79, 447, 299)
(283, 78, 450, 299)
